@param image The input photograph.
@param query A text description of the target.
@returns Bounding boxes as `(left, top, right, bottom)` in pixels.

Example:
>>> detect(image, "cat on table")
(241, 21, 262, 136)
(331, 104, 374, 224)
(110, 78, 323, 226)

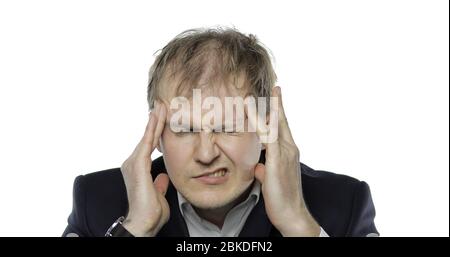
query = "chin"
(174, 178, 255, 210)
(184, 191, 236, 210)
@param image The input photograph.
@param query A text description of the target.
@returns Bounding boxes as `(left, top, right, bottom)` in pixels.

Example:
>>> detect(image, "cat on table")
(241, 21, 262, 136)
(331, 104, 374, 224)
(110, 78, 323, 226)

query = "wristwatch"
(105, 216, 135, 237)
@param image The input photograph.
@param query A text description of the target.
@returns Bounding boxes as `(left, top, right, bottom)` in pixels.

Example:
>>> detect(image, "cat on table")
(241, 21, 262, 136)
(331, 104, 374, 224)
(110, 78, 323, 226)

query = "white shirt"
(177, 180, 329, 237)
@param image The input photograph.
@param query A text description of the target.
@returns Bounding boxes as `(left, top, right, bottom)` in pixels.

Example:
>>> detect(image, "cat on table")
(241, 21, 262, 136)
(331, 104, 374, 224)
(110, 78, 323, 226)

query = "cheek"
(160, 129, 191, 177)
(161, 127, 193, 151)
(217, 134, 261, 171)
(161, 129, 262, 177)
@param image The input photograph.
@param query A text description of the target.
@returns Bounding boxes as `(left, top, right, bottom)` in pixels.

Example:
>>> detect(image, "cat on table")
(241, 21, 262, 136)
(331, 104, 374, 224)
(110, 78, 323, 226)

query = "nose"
(193, 131, 220, 165)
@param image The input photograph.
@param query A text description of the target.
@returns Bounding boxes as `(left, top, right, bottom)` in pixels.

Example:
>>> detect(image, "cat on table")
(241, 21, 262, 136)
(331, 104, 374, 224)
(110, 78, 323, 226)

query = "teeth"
(208, 169, 226, 177)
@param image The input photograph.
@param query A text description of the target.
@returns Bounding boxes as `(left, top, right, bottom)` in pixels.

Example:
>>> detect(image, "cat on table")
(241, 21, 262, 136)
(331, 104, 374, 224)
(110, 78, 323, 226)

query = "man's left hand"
(246, 86, 321, 237)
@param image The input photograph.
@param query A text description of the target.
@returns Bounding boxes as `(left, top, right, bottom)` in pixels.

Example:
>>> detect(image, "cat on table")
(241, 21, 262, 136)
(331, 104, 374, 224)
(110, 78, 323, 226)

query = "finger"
(254, 163, 266, 184)
(244, 96, 270, 146)
(273, 86, 295, 143)
(154, 173, 170, 196)
(152, 101, 166, 150)
(137, 101, 160, 157)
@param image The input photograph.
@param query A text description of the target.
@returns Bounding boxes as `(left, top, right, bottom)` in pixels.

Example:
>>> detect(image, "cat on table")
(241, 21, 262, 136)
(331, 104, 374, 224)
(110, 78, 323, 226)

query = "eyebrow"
(167, 123, 243, 132)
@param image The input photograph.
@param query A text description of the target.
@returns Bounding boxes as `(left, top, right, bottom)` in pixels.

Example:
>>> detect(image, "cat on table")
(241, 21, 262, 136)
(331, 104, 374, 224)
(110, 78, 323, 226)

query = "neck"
(194, 183, 253, 229)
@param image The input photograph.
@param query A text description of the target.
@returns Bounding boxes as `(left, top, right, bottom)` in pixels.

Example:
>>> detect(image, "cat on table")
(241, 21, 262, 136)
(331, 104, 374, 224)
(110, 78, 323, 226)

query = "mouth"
(193, 168, 229, 185)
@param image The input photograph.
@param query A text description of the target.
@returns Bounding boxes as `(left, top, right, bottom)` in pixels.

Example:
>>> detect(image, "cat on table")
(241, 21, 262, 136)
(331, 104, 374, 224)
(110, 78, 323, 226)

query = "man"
(63, 27, 378, 237)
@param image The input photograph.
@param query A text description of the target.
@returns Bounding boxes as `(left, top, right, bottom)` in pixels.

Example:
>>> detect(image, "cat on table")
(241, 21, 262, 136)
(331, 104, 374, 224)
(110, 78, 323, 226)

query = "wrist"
(278, 209, 321, 237)
(105, 216, 134, 237)
(122, 217, 158, 237)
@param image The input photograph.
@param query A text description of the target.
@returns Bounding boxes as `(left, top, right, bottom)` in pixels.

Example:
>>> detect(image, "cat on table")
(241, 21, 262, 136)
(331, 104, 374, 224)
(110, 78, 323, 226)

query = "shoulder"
(65, 156, 167, 236)
(67, 168, 127, 236)
(75, 156, 166, 202)
(300, 162, 363, 192)
(300, 163, 378, 236)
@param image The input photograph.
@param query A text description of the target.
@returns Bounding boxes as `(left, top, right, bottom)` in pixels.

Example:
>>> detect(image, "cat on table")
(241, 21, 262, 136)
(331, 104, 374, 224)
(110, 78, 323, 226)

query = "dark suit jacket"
(62, 152, 378, 237)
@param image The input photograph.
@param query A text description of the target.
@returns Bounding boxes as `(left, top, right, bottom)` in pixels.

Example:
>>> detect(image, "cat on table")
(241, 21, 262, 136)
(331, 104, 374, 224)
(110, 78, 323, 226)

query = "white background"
(0, 0, 448, 236)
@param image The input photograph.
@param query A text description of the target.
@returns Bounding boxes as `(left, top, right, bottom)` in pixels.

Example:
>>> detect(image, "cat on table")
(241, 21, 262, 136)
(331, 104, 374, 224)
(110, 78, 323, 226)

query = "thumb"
(154, 173, 170, 196)
(254, 163, 266, 184)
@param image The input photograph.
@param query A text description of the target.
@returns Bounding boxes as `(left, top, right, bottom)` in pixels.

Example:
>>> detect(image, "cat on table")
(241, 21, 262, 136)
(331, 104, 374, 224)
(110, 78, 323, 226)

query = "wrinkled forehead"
(159, 75, 254, 129)
(159, 70, 251, 104)
(166, 85, 249, 125)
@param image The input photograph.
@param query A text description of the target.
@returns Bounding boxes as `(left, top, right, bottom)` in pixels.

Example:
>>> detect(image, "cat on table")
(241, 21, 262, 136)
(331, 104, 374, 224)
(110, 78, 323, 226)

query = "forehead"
(165, 90, 248, 124)
(159, 66, 250, 102)
(161, 78, 251, 128)
(156, 66, 254, 130)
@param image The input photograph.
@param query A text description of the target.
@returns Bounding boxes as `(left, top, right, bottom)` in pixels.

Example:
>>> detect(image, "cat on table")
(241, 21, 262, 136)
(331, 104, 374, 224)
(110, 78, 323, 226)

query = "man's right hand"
(120, 100, 169, 237)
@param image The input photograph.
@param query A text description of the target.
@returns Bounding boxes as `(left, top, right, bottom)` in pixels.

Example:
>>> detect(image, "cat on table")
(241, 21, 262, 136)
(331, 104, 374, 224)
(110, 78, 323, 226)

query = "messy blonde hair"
(147, 27, 277, 111)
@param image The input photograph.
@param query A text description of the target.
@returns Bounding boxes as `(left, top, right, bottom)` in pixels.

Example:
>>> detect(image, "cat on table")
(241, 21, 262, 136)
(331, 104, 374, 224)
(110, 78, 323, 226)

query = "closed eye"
(174, 127, 242, 136)
(215, 127, 241, 135)
(173, 127, 195, 136)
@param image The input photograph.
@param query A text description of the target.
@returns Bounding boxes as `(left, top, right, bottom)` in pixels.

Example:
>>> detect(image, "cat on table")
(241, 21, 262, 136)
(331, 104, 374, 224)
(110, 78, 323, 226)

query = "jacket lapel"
(238, 195, 274, 237)
(157, 182, 190, 237)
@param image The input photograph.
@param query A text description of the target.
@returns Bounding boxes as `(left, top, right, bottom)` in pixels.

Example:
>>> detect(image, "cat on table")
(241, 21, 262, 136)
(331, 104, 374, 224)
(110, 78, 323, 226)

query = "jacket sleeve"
(345, 181, 379, 237)
(62, 175, 93, 237)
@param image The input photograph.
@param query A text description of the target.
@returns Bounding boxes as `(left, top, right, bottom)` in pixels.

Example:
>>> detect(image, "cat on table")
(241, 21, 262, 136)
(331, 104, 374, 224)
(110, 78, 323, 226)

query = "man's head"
(147, 27, 277, 210)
